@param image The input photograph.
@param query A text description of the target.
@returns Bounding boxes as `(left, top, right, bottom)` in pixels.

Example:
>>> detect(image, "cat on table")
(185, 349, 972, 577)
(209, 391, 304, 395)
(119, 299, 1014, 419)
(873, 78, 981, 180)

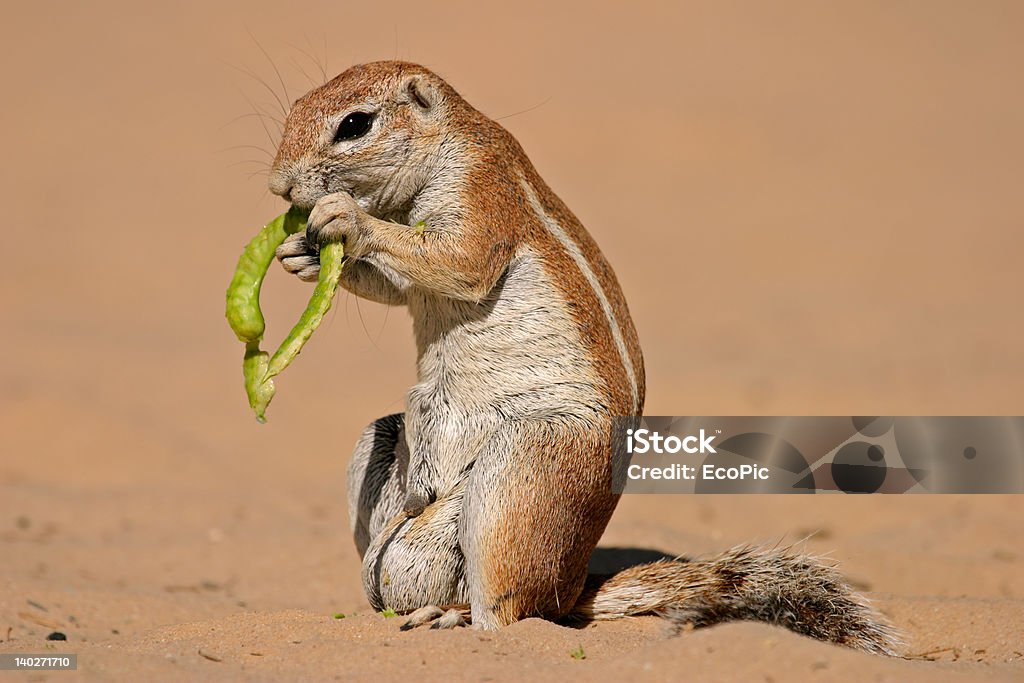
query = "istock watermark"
(626, 428, 718, 454)
(612, 416, 1024, 494)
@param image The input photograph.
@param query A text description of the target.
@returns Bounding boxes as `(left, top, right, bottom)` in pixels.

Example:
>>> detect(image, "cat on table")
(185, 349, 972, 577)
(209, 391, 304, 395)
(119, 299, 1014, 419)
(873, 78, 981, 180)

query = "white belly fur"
(403, 248, 606, 496)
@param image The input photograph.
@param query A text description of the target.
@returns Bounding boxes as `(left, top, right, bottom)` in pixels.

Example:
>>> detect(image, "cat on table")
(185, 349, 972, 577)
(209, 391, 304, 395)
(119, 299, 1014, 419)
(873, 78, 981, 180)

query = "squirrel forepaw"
(275, 232, 320, 282)
(306, 191, 368, 257)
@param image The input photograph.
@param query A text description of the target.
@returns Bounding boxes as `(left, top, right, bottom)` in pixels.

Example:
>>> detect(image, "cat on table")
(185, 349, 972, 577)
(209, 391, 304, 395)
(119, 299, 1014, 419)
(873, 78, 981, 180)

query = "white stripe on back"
(520, 177, 639, 413)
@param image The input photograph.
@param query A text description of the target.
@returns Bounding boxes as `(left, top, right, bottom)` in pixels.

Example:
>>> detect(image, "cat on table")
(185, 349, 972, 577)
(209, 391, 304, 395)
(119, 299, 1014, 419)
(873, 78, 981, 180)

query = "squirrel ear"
(402, 74, 438, 112)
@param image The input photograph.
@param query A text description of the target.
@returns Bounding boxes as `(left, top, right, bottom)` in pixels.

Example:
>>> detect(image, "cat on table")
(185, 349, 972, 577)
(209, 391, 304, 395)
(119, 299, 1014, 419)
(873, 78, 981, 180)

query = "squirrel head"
(269, 61, 457, 216)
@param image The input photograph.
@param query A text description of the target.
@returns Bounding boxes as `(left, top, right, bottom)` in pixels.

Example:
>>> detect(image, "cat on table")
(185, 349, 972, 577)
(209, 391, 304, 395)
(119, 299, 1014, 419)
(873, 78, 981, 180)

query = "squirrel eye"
(333, 112, 373, 142)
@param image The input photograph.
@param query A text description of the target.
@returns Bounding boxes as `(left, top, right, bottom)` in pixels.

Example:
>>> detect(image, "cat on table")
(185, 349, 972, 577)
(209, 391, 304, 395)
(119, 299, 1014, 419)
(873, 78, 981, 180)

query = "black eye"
(333, 112, 373, 142)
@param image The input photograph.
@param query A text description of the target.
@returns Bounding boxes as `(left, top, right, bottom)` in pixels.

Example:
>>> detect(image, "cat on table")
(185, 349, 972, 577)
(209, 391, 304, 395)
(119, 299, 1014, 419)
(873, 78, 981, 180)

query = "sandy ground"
(2, 1, 1023, 680)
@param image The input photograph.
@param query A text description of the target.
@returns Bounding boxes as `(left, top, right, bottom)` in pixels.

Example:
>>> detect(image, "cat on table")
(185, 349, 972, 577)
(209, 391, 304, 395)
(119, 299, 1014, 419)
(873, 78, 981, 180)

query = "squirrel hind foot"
(431, 608, 468, 630)
(401, 605, 470, 631)
(400, 605, 443, 630)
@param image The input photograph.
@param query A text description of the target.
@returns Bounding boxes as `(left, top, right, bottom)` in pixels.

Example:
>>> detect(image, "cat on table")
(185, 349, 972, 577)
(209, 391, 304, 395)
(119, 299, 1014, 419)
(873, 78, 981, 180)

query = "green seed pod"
(264, 241, 346, 382)
(225, 207, 310, 343)
(225, 206, 345, 422)
(243, 341, 275, 422)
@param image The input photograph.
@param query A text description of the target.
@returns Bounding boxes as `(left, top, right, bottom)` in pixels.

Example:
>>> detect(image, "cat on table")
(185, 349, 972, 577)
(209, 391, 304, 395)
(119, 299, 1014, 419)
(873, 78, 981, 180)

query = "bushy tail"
(570, 544, 900, 656)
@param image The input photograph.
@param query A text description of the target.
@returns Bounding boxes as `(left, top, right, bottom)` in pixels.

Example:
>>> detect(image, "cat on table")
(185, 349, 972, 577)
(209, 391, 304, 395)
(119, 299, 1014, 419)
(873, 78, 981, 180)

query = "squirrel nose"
(268, 169, 295, 201)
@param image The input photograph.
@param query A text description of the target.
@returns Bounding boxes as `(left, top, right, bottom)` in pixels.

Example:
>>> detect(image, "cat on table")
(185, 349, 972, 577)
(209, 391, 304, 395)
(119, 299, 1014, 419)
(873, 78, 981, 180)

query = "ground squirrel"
(268, 61, 897, 654)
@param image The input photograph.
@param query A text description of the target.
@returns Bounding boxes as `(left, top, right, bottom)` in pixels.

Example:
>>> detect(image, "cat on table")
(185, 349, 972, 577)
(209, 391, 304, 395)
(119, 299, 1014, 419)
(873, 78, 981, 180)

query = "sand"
(2, 1, 1023, 680)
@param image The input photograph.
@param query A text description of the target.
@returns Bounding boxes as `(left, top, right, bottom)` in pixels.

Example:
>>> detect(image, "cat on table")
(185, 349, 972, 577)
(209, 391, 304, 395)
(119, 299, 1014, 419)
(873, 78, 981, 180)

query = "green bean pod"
(225, 206, 309, 343)
(226, 205, 344, 422)
(264, 241, 346, 382)
(242, 341, 275, 421)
